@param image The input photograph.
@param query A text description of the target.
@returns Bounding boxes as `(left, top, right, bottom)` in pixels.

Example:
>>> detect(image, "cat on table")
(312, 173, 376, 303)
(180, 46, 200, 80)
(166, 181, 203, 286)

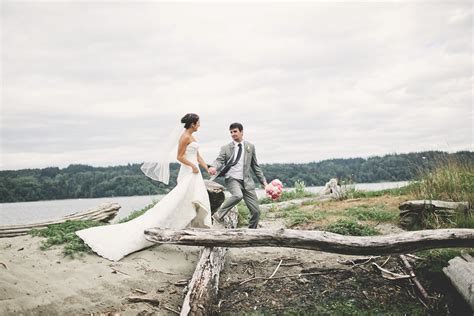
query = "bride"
(76, 113, 212, 261)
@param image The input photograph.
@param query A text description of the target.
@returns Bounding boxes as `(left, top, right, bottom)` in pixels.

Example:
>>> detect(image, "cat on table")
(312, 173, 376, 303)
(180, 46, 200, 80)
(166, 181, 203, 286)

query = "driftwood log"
(180, 181, 238, 316)
(0, 202, 120, 238)
(399, 200, 471, 228)
(144, 228, 474, 256)
(443, 252, 474, 310)
(180, 246, 227, 315)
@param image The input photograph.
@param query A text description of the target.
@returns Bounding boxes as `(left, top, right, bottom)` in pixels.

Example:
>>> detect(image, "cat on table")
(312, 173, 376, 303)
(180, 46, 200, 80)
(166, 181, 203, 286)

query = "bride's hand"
(192, 165, 199, 173)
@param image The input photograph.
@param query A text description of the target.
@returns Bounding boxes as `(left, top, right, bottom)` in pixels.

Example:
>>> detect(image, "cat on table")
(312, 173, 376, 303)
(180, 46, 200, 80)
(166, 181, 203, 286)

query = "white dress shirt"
(226, 141, 245, 180)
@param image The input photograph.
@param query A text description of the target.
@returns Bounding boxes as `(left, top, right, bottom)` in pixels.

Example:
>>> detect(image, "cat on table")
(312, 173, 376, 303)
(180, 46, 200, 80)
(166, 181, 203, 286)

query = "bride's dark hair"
(181, 113, 200, 129)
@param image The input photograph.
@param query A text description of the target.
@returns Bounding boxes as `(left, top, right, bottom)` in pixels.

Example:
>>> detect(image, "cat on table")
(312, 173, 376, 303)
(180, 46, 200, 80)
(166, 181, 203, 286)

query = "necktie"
(216, 143, 243, 178)
(231, 143, 242, 166)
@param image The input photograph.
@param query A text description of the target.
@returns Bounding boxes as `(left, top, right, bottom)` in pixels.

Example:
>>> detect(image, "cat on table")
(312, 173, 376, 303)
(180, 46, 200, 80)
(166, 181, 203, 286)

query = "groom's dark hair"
(229, 122, 243, 131)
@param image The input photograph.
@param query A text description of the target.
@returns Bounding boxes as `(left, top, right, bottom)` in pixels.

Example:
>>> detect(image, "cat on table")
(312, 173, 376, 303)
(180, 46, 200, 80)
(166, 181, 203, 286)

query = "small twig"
(126, 296, 160, 306)
(405, 254, 423, 261)
(338, 256, 380, 265)
(351, 264, 370, 273)
(280, 262, 303, 267)
(400, 254, 430, 304)
(174, 279, 188, 286)
(381, 256, 391, 267)
(0, 262, 7, 269)
(133, 288, 148, 295)
(372, 263, 411, 280)
(250, 261, 256, 278)
(259, 258, 269, 264)
(263, 260, 282, 285)
(110, 267, 129, 276)
(163, 305, 180, 314)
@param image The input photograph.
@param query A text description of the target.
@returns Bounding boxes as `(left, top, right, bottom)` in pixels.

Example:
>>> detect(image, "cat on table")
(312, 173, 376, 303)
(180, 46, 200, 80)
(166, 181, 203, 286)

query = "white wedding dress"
(76, 142, 212, 261)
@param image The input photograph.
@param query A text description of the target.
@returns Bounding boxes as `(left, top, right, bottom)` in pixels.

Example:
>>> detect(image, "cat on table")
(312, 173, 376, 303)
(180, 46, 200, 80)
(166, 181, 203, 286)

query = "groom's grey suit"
(210, 141, 267, 228)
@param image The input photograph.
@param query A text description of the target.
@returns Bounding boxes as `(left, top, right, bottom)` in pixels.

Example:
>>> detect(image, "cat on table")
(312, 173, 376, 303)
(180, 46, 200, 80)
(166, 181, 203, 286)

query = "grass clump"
(345, 206, 398, 222)
(237, 202, 251, 227)
(273, 205, 327, 227)
(29, 220, 104, 257)
(325, 219, 379, 236)
(29, 201, 159, 258)
(415, 248, 474, 274)
(409, 156, 474, 205)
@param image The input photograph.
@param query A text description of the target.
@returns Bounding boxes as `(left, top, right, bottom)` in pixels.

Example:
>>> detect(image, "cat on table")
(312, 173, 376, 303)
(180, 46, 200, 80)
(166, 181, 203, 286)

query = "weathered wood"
(180, 206, 238, 316)
(144, 228, 474, 256)
(400, 254, 430, 304)
(126, 295, 160, 306)
(204, 180, 225, 214)
(0, 202, 121, 238)
(180, 246, 227, 315)
(399, 200, 471, 228)
(443, 254, 474, 310)
(399, 200, 470, 213)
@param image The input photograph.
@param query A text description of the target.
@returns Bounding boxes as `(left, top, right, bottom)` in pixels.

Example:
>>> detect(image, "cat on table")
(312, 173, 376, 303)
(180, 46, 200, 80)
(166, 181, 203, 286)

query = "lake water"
(0, 181, 409, 226)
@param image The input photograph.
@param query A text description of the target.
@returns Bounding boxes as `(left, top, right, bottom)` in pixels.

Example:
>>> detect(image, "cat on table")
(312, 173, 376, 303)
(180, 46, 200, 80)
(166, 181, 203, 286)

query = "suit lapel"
(243, 141, 251, 169)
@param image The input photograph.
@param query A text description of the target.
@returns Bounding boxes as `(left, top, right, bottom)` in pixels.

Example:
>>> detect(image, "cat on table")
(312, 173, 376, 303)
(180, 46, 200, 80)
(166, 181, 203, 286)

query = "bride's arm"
(197, 152, 210, 173)
(177, 136, 199, 173)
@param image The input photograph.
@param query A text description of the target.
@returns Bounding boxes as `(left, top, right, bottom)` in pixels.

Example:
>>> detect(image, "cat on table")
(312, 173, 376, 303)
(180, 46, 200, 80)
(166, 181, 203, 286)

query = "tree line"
(0, 150, 472, 203)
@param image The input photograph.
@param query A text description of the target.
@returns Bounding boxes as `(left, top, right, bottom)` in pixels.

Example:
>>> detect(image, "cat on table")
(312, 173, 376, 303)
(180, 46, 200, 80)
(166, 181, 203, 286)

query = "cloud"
(1, 1, 472, 170)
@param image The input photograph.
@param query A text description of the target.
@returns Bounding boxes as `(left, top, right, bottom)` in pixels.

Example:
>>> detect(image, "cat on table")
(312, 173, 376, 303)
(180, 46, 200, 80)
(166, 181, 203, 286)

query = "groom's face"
(230, 128, 243, 142)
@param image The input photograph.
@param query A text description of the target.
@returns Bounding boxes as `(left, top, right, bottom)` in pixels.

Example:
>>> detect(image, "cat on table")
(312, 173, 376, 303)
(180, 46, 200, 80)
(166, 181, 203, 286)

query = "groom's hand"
(209, 167, 217, 175)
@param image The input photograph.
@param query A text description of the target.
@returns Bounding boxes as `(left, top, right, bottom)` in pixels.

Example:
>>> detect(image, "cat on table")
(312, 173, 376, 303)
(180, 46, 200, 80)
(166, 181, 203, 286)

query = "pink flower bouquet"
(265, 179, 283, 201)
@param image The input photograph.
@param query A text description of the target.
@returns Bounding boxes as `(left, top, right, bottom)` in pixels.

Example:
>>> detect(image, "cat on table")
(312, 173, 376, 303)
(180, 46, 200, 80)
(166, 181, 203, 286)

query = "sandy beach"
(0, 235, 202, 315)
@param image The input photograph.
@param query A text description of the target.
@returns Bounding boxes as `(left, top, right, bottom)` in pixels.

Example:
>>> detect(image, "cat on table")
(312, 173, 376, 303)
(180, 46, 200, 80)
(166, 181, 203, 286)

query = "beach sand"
(0, 235, 201, 315)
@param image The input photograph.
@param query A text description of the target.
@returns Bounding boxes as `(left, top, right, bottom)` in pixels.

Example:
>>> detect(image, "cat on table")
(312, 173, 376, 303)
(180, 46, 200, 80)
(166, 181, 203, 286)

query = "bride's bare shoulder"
(178, 134, 193, 145)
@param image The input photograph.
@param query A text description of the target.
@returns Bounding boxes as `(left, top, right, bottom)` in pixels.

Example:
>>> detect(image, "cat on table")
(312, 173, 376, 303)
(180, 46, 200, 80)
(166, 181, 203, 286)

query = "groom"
(209, 122, 268, 229)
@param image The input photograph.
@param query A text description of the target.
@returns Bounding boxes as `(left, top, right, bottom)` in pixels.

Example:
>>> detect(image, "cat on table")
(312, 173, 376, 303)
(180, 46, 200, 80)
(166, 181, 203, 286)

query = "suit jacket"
(210, 141, 266, 190)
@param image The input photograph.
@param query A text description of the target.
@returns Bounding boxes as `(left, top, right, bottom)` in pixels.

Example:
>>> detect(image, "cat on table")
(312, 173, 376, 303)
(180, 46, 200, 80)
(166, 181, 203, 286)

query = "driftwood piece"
(180, 206, 238, 316)
(126, 296, 160, 306)
(399, 200, 471, 228)
(144, 228, 474, 256)
(0, 202, 121, 238)
(204, 180, 225, 214)
(443, 253, 474, 309)
(400, 254, 430, 304)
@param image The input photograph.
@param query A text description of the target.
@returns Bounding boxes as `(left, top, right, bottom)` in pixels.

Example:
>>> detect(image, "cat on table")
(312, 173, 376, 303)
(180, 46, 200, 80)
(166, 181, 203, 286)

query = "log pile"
(399, 200, 471, 228)
(0, 202, 120, 238)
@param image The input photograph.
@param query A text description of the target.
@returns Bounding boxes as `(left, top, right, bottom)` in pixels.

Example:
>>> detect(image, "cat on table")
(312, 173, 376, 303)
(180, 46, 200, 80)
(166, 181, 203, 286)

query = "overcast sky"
(1, 1, 472, 170)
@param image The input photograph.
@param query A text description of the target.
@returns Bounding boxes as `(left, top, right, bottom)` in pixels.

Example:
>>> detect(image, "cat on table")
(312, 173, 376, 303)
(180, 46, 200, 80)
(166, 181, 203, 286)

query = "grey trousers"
(216, 178, 261, 229)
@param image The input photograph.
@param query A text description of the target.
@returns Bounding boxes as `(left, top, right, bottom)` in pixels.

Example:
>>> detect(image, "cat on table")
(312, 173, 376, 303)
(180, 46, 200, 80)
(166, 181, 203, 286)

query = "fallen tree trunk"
(180, 206, 238, 316)
(0, 202, 121, 238)
(144, 228, 474, 256)
(443, 253, 474, 310)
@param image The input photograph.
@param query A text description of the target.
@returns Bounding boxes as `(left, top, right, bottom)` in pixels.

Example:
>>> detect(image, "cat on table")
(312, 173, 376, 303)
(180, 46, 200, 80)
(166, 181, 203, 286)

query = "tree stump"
(204, 180, 225, 214)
